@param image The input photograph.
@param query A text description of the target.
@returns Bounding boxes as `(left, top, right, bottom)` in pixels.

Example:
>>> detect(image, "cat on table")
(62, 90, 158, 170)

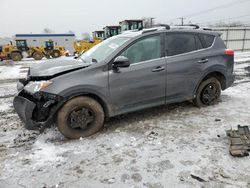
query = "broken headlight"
(24, 81, 53, 94)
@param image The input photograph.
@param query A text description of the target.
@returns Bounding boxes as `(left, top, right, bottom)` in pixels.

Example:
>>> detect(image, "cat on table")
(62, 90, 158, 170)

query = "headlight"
(24, 81, 53, 94)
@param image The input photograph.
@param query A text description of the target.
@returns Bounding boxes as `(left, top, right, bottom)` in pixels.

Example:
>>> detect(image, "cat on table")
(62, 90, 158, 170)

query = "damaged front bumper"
(13, 86, 63, 131)
(13, 95, 37, 130)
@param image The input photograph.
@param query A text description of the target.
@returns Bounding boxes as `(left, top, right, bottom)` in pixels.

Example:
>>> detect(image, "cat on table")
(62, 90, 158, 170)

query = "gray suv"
(13, 27, 235, 139)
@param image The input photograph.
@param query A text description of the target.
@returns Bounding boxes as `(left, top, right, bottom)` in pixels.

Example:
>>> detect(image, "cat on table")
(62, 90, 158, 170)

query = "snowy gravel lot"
(0, 54, 250, 188)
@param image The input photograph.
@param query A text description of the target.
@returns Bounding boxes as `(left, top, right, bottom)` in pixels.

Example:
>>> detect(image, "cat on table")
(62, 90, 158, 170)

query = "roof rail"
(142, 28, 158, 34)
(152, 24, 170, 30)
(174, 24, 200, 29)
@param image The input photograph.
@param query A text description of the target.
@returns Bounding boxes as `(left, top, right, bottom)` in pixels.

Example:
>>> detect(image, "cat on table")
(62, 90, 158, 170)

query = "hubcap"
(68, 107, 94, 130)
(201, 83, 220, 105)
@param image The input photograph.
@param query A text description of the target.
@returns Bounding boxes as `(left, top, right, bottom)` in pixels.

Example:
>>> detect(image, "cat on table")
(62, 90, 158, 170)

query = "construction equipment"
(74, 38, 101, 55)
(103, 26, 121, 39)
(43, 40, 68, 58)
(93, 31, 105, 40)
(0, 40, 68, 61)
(73, 32, 103, 55)
(120, 19, 144, 32)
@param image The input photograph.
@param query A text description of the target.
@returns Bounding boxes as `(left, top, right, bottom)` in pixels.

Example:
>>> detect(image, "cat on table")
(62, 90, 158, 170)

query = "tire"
(51, 50, 60, 58)
(32, 52, 43, 60)
(193, 77, 221, 107)
(10, 52, 22, 61)
(57, 96, 105, 139)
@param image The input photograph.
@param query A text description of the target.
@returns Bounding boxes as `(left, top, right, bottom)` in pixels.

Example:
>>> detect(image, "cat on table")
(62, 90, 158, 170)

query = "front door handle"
(152, 66, 165, 72)
(197, 59, 209, 64)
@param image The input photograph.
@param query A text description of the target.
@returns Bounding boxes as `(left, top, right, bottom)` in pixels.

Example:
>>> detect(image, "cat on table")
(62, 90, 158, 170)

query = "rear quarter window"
(166, 33, 196, 56)
(198, 34, 215, 48)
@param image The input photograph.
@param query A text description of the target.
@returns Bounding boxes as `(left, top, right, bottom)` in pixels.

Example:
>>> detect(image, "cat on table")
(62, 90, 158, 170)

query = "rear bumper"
(225, 74, 235, 89)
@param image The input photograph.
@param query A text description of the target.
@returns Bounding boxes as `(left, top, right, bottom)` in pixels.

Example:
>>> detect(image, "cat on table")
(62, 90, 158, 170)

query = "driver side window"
(121, 35, 161, 64)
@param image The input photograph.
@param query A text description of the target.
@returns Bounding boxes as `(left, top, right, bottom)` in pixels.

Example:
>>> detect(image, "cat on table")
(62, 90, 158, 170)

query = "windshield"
(79, 36, 130, 63)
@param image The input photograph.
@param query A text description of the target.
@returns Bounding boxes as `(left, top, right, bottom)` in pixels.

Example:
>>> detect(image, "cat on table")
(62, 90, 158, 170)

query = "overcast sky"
(1, 0, 250, 38)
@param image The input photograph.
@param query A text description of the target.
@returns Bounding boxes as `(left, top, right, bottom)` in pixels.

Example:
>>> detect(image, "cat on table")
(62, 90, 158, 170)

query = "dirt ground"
(0, 54, 250, 188)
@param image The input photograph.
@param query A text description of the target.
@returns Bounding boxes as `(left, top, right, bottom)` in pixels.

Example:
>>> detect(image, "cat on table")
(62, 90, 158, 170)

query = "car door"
(109, 34, 166, 114)
(165, 32, 208, 103)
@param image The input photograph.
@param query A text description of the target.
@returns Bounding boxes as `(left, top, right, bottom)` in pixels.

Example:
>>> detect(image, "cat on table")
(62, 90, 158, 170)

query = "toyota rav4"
(13, 26, 235, 139)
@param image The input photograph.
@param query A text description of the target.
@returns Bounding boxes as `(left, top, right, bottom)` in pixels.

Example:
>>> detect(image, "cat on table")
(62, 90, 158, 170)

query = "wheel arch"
(194, 70, 227, 97)
(58, 90, 112, 118)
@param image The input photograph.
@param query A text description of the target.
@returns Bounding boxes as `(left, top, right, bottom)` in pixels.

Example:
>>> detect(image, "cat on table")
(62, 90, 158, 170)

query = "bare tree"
(42, 28, 53, 34)
(67, 30, 75, 34)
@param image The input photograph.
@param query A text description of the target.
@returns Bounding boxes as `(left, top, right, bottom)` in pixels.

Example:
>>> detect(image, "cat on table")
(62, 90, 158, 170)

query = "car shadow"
(103, 101, 193, 132)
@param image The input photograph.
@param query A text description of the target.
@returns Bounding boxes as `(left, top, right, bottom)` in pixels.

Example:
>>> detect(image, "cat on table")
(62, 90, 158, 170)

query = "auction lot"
(0, 53, 250, 188)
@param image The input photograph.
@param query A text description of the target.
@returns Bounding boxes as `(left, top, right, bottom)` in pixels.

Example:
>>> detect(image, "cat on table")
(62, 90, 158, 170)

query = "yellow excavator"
(0, 40, 68, 61)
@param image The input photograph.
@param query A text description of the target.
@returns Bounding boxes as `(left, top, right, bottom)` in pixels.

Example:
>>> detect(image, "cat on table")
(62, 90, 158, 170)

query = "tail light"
(224, 49, 234, 56)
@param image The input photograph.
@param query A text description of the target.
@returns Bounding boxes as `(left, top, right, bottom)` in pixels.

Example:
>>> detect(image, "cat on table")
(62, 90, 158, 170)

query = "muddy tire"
(194, 77, 221, 107)
(10, 52, 22, 61)
(32, 52, 43, 60)
(51, 50, 60, 58)
(57, 96, 105, 139)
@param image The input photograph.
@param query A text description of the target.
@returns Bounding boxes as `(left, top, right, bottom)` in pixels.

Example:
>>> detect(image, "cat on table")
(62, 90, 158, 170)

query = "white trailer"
(13, 34, 76, 54)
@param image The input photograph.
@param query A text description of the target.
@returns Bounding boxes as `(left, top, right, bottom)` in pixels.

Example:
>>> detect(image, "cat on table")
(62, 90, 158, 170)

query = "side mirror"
(113, 56, 130, 68)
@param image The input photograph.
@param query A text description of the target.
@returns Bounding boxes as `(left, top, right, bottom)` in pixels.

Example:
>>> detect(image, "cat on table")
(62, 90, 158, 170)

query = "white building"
(13, 34, 76, 54)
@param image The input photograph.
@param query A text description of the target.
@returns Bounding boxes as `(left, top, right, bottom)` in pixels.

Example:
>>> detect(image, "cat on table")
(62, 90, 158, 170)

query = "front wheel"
(193, 77, 221, 107)
(10, 52, 22, 61)
(32, 52, 43, 60)
(57, 96, 105, 139)
(51, 50, 60, 58)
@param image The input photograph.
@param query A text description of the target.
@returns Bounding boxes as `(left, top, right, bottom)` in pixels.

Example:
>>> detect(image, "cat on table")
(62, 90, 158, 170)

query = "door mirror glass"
(113, 56, 130, 68)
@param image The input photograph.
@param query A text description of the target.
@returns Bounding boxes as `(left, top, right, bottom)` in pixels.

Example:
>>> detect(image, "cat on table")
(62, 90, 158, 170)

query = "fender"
(192, 65, 227, 97)
(57, 85, 114, 117)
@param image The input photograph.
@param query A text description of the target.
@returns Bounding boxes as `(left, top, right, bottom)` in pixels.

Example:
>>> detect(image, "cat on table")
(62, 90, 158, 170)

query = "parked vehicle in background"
(103, 26, 121, 39)
(0, 40, 68, 61)
(73, 37, 102, 55)
(93, 31, 105, 40)
(14, 33, 75, 55)
(120, 19, 144, 32)
(13, 25, 235, 139)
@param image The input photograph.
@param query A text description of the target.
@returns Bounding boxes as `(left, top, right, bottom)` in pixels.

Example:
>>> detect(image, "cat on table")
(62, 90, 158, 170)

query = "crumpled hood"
(29, 58, 90, 78)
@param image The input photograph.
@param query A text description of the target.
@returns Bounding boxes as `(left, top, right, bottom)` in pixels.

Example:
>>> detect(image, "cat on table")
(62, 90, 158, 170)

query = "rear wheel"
(32, 51, 43, 60)
(193, 77, 221, 107)
(51, 50, 60, 58)
(57, 96, 105, 139)
(10, 52, 22, 61)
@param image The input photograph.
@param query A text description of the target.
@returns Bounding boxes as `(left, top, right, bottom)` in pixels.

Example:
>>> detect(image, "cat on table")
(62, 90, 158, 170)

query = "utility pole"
(179, 17, 186, 26)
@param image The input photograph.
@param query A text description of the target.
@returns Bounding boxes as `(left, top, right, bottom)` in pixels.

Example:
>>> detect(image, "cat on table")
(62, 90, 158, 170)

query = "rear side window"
(166, 33, 196, 56)
(198, 34, 215, 48)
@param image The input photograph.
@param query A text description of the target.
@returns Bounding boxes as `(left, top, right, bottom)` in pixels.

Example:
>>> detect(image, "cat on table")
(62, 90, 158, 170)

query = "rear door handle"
(151, 66, 165, 72)
(197, 59, 208, 64)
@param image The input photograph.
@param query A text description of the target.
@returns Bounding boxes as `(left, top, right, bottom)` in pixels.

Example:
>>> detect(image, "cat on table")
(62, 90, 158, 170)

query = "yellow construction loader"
(73, 34, 103, 55)
(0, 40, 68, 61)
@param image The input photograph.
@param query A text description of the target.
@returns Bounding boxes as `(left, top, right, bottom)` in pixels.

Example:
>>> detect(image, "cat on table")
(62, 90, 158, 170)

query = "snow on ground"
(0, 53, 250, 188)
